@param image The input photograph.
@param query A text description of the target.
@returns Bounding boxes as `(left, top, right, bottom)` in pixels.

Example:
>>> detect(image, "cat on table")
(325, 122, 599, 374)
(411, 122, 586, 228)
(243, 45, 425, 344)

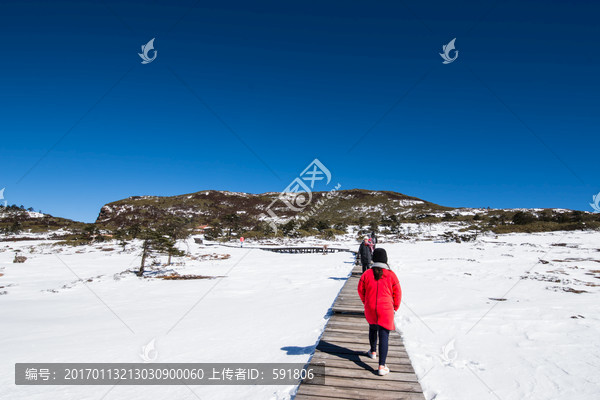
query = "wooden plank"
(332, 304, 364, 311)
(336, 292, 361, 297)
(312, 350, 414, 366)
(321, 328, 404, 340)
(313, 345, 408, 359)
(309, 358, 416, 372)
(333, 290, 361, 297)
(324, 323, 373, 331)
(331, 309, 363, 314)
(333, 296, 362, 302)
(323, 319, 379, 327)
(321, 336, 405, 348)
(337, 296, 361, 301)
(326, 315, 367, 322)
(332, 302, 363, 308)
(334, 293, 363, 305)
(294, 394, 339, 400)
(328, 314, 367, 321)
(332, 301, 363, 308)
(338, 292, 360, 298)
(304, 375, 423, 392)
(333, 304, 364, 309)
(317, 342, 408, 357)
(329, 313, 366, 320)
(332, 304, 364, 310)
(335, 318, 396, 325)
(324, 322, 371, 331)
(321, 334, 408, 350)
(296, 384, 426, 400)
(332, 297, 361, 303)
(338, 289, 360, 295)
(324, 321, 370, 330)
(323, 327, 390, 336)
(332, 307, 364, 313)
(337, 293, 363, 305)
(317, 343, 408, 358)
(325, 336, 404, 347)
(315, 365, 419, 382)
(336, 298, 360, 303)
(332, 309, 364, 315)
(338, 290, 360, 296)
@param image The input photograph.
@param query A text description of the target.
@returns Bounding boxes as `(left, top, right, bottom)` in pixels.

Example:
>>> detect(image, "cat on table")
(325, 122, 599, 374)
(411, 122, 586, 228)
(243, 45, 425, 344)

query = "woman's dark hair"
(372, 266, 384, 281)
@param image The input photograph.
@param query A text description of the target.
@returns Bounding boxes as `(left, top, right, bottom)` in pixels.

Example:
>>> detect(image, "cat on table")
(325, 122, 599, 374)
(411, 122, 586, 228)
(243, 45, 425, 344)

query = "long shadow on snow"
(281, 345, 315, 355)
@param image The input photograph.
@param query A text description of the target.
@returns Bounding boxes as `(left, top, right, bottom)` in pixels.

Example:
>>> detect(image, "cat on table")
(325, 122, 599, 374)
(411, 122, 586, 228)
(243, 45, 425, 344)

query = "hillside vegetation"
(2, 190, 598, 244)
(93, 190, 600, 240)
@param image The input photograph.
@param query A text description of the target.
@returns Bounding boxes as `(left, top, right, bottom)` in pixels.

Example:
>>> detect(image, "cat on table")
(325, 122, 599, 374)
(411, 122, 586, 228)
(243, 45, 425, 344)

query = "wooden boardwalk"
(261, 246, 352, 254)
(203, 242, 354, 254)
(295, 265, 426, 400)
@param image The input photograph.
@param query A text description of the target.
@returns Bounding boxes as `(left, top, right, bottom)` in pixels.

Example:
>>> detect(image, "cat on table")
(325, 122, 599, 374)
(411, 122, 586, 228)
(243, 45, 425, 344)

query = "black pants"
(361, 262, 370, 273)
(369, 324, 390, 366)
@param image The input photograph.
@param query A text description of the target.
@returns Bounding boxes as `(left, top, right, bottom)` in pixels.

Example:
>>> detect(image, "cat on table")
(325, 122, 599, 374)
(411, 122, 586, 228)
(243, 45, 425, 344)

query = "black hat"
(372, 248, 388, 263)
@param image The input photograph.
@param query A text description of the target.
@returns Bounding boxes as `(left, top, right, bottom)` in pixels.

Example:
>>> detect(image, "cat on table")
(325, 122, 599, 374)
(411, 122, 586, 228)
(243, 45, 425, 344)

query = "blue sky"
(1, 0, 598, 222)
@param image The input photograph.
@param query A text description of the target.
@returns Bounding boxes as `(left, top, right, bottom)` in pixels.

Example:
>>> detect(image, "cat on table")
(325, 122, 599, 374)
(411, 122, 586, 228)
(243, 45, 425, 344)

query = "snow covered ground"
(386, 231, 600, 400)
(0, 239, 353, 399)
(1, 230, 599, 399)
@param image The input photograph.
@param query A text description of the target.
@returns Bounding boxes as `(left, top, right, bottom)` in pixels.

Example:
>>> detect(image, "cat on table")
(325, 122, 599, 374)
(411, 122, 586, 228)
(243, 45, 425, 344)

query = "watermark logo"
(277, 159, 331, 212)
(301, 159, 331, 189)
(440, 38, 458, 64)
(139, 38, 157, 64)
(260, 159, 339, 234)
(440, 339, 458, 365)
(0, 187, 6, 207)
(139, 338, 158, 362)
(590, 192, 600, 213)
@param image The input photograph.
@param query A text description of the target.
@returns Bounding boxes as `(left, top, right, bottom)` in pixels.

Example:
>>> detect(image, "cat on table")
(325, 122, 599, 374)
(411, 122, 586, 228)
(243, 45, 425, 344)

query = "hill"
(0, 205, 88, 239)
(2, 190, 598, 241)
(95, 189, 446, 229)
(94, 189, 600, 239)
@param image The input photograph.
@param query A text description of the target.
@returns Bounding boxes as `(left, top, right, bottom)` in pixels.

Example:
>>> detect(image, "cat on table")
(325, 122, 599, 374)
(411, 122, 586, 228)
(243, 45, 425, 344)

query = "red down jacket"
(357, 268, 401, 331)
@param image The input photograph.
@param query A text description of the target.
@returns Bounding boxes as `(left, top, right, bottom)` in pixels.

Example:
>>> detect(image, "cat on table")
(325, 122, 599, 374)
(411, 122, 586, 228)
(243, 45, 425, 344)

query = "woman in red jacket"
(357, 248, 401, 376)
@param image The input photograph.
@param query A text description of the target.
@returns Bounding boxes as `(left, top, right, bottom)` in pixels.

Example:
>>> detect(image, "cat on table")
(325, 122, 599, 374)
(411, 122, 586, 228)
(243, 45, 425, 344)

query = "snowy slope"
(0, 240, 353, 400)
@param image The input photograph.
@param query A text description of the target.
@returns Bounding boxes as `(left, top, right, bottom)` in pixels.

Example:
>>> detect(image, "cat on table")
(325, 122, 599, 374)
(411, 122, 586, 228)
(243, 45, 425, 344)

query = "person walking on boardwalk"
(370, 231, 377, 247)
(358, 236, 373, 273)
(367, 236, 375, 253)
(357, 248, 401, 376)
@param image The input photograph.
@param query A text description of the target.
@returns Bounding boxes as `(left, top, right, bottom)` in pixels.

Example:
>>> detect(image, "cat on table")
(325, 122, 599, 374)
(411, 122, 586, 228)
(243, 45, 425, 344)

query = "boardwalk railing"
(295, 264, 426, 400)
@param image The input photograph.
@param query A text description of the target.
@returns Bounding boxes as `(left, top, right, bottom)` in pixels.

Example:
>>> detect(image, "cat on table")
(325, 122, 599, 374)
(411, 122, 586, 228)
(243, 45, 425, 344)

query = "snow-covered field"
(0, 239, 353, 399)
(1, 230, 599, 399)
(388, 231, 600, 400)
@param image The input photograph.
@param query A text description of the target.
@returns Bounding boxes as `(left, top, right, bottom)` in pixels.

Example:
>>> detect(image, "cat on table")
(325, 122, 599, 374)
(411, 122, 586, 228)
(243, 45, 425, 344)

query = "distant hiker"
(358, 236, 373, 273)
(367, 236, 375, 253)
(370, 231, 378, 247)
(357, 248, 401, 376)
(240, 237, 244, 248)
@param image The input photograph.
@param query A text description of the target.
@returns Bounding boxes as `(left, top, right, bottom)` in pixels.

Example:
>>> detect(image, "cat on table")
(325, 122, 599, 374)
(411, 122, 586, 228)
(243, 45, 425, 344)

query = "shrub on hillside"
(512, 211, 537, 225)
(318, 228, 346, 240)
